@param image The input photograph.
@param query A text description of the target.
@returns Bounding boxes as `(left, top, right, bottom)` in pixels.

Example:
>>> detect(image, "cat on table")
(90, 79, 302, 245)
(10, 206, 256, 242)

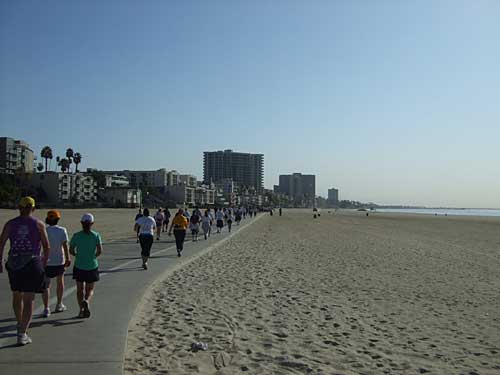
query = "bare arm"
(96, 243, 102, 258)
(63, 241, 71, 267)
(0, 222, 10, 273)
(69, 243, 76, 256)
(37, 220, 50, 266)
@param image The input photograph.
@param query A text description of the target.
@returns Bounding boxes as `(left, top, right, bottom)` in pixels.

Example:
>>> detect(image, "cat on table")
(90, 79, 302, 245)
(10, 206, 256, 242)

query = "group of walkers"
(134, 206, 258, 267)
(0, 198, 259, 347)
(0, 197, 102, 346)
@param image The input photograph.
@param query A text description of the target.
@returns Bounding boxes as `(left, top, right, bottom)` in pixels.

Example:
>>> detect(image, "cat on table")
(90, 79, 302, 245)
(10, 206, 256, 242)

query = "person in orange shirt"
(168, 209, 189, 257)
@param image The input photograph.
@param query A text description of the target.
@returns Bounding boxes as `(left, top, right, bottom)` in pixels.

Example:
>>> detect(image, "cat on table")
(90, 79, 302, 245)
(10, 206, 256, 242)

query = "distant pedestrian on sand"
(169, 209, 189, 257)
(134, 208, 156, 270)
(279, 207, 282, 216)
(69, 213, 102, 319)
(134, 208, 143, 243)
(0, 197, 50, 346)
(42, 210, 70, 317)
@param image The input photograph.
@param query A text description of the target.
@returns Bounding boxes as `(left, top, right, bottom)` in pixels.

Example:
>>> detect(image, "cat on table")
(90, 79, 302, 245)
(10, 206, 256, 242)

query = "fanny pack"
(6, 254, 38, 271)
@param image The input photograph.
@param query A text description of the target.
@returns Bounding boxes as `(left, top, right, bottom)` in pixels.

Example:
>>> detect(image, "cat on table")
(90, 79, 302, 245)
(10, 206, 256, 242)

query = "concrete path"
(0, 215, 263, 375)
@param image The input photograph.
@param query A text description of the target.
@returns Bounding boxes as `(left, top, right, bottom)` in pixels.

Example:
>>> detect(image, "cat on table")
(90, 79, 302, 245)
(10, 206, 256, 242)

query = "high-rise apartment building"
(0, 137, 35, 174)
(203, 150, 264, 191)
(278, 173, 316, 207)
(328, 188, 339, 204)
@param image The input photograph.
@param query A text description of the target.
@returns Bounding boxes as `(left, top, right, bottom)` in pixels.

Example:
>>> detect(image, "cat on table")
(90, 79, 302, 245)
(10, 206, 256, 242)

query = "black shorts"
(45, 265, 65, 278)
(217, 220, 224, 228)
(7, 257, 47, 293)
(72, 267, 99, 283)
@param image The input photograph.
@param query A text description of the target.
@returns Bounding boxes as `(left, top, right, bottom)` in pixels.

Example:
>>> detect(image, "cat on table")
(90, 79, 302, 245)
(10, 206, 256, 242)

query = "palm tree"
(40, 146, 53, 172)
(73, 152, 82, 173)
(58, 158, 70, 173)
(66, 148, 74, 172)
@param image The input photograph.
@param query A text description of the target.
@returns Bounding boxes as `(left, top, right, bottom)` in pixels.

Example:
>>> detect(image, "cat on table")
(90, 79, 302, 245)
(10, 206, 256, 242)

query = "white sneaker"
(42, 307, 51, 318)
(55, 303, 67, 313)
(17, 333, 32, 346)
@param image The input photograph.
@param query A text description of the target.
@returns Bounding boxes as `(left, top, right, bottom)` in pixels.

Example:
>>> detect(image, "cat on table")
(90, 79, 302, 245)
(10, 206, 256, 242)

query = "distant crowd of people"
(133, 206, 259, 269)
(0, 198, 261, 346)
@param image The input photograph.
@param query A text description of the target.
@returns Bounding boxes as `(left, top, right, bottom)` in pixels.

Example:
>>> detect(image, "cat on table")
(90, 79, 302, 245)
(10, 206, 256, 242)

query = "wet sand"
(123, 210, 500, 374)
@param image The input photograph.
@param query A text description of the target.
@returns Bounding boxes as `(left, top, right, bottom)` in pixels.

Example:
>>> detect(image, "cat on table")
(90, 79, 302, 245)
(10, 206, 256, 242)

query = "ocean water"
(376, 208, 500, 217)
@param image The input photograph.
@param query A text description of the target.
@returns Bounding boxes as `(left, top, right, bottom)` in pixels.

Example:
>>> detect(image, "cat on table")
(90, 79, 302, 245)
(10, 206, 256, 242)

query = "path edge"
(120, 214, 266, 374)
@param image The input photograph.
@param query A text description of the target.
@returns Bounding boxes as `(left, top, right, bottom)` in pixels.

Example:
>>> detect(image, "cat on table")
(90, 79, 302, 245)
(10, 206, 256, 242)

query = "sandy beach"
(0, 208, 148, 243)
(123, 210, 500, 374)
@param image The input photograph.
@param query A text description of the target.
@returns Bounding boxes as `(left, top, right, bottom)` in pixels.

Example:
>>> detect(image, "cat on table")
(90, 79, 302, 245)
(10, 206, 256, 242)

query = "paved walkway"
(0, 215, 262, 375)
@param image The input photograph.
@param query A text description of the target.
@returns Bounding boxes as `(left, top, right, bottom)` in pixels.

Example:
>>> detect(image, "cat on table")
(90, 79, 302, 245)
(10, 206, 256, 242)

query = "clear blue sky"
(1, 1, 499, 207)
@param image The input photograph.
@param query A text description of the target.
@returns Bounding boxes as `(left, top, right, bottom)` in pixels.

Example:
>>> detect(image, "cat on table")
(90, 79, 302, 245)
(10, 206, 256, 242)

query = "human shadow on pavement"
(100, 266, 143, 274)
(0, 317, 84, 348)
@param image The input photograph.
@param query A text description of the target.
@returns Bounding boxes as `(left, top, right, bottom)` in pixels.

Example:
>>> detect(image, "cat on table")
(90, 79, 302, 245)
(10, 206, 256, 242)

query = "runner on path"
(154, 209, 164, 241)
(42, 210, 70, 317)
(215, 208, 224, 234)
(235, 208, 242, 225)
(189, 210, 200, 242)
(0, 197, 50, 346)
(226, 209, 234, 233)
(169, 209, 189, 257)
(134, 208, 156, 270)
(69, 213, 102, 319)
(201, 210, 211, 240)
(134, 209, 143, 243)
(162, 208, 171, 232)
(208, 208, 214, 236)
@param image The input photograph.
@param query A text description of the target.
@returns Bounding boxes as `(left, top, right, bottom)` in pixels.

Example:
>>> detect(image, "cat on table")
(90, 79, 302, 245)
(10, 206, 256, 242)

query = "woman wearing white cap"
(69, 213, 102, 319)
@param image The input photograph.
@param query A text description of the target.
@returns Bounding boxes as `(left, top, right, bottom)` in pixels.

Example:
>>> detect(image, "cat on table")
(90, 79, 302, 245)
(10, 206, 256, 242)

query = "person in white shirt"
(134, 208, 156, 270)
(42, 210, 70, 317)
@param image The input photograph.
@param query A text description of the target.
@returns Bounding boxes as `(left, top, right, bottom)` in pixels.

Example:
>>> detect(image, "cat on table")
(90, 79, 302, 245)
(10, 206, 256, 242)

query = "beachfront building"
(99, 187, 142, 208)
(0, 137, 35, 175)
(167, 170, 180, 186)
(278, 173, 316, 207)
(328, 188, 339, 206)
(31, 172, 97, 205)
(101, 169, 186, 192)
(179, 174, 197, 187)
(105, 174, 130, 187)
(165, 185, 196, 206)
(203, 149, 264, 192)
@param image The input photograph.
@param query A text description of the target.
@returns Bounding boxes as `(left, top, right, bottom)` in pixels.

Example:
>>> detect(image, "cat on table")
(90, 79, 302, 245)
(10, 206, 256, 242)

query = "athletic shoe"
(17, 333, 32, 346)
(78, 309, 85, 319)
(82, 300, 91, 318)
(42, 307, 51, 318)
(177, 250, 181, 257)
(55, 304, 67, 313)
(143, 263, 148, 270)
